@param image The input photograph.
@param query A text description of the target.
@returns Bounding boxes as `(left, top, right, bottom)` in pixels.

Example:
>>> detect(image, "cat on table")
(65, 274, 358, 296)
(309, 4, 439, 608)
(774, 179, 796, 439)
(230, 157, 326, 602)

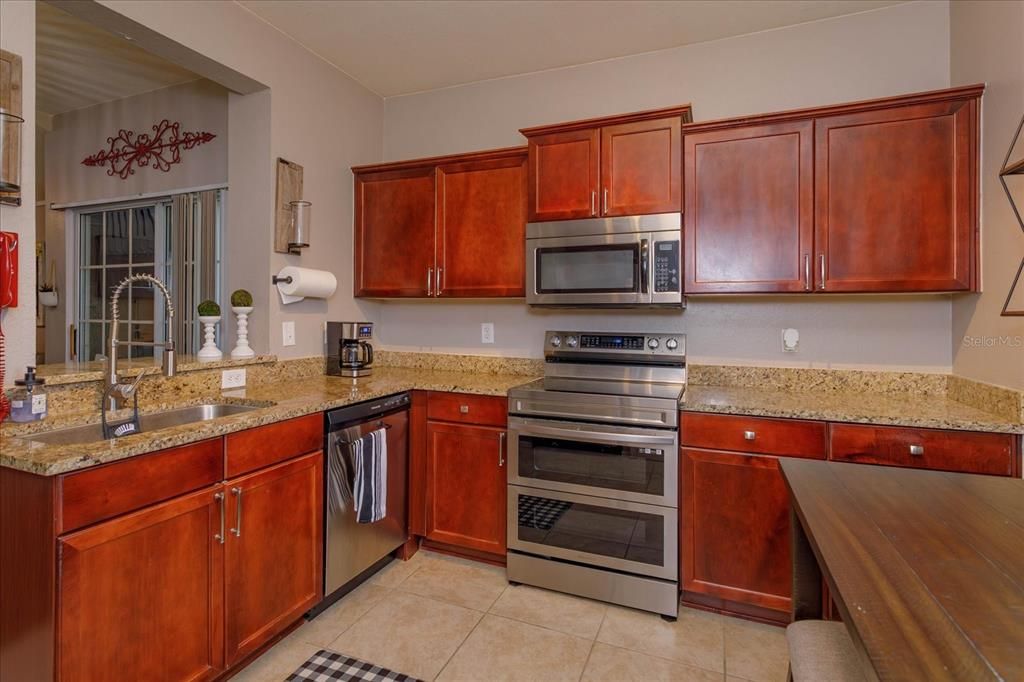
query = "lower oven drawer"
(507, 484, 677, 581)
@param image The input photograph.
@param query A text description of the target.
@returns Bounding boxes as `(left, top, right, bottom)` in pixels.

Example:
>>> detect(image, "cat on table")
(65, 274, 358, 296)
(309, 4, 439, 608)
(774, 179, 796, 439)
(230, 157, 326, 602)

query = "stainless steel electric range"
(506, 331, 685, 618)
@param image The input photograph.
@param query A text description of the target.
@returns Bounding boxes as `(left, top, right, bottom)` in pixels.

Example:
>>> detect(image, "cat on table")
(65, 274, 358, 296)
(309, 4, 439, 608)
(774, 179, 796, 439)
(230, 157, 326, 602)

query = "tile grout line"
(577, 608, 609, 682)
(431, 600, 492, 681)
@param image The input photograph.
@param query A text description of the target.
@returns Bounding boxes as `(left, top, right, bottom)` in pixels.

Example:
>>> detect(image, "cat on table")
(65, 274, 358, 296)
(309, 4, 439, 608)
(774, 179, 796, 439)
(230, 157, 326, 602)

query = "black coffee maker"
(326, 322, 374, 377)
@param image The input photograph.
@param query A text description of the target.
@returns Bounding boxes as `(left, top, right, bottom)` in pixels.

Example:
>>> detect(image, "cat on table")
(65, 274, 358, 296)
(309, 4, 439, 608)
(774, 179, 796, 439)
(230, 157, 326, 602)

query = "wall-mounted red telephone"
(0, 230, 18, 421)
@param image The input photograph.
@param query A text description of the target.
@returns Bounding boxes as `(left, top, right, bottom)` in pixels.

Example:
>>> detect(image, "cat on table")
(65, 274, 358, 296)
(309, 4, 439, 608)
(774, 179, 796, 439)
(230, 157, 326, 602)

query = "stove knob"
(648, 338, 660, 350)
(566, 335, 578, 348)
(550, 335, 562, 348)
(666, 338, 678, 350)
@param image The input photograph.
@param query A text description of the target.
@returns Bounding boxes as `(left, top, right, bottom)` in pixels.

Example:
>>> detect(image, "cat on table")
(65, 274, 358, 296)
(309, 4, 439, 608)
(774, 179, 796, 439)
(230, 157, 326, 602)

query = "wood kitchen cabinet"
(57, 486, 225, 682)
(224, 451, 323, 666)
(415, 392, 508, 559)
(679, 413, 827, 624)
(521, 106, 690, 222)
(682, 84, 982, 294)
(1, 418, 325, 681)
(353, 147, 527, 299)
(683, 120, 814, 293)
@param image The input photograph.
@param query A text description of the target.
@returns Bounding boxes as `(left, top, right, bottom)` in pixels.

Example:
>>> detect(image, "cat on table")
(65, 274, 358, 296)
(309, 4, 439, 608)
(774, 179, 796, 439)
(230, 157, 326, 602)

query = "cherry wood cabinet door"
(437, 152, 527, 297)
(425, 421, 506, 555)
(680, 448, 792, 620)
(58, 486, 225, 682)
(354, 166, 436, 297)
(602, 117, 681, 217)
(224, 452, 323, 666)
(527, 128, 599, 222)
(684, 120, 814, 293)
(814, 97, 978, 292)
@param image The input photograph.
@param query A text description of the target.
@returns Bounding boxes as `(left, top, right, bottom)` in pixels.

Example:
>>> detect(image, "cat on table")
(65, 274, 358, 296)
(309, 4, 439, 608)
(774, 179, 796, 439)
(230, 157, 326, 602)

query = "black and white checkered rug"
(287, 650, 422, 682)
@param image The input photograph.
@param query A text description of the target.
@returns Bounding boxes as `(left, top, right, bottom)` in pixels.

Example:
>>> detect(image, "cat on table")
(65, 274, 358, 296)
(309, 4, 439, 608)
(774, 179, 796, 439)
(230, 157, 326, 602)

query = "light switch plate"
(481, 323, 494, 344)
(782, 328, 799, 352)
(222, 368, 247, 389)
(282, 321, 296, 347)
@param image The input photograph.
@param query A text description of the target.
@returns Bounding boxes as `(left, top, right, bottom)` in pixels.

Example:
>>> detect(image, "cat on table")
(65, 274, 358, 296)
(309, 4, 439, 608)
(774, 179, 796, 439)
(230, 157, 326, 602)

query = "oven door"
(508, 484, 678, 580)
(508, 416, 678, 507)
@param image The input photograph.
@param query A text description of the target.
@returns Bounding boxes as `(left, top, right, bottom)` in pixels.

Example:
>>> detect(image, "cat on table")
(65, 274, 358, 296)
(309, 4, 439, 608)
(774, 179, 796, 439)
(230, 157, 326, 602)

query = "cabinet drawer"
(680, 412, 826, 459)
(427, 392, 507, 428)
(829, 424, 1016, 476)
(225, 413, 322, 478)
(59, 438, 223, 534)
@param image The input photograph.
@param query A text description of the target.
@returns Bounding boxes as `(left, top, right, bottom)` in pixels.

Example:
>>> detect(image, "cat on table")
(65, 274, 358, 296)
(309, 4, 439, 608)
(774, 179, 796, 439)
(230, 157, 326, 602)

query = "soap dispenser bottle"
(9, 366, 47, 423)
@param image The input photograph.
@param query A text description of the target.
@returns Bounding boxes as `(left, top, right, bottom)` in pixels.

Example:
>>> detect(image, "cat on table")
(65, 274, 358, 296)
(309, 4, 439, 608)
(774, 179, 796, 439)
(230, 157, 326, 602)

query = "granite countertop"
(1, 367, 537, 477)
(681, 385, 1024, 434)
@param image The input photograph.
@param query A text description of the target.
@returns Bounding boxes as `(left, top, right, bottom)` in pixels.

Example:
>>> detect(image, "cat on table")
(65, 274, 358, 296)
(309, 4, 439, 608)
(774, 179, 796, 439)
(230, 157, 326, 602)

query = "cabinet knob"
(743, 431, 756, 441)
(909, 444, 924, 456)
(459, 405, 469, 414)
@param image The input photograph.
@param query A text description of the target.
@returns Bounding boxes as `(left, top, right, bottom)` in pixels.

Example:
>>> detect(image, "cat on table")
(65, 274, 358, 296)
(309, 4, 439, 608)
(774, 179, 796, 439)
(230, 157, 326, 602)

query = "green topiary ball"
(231, 289, 253, 307)
(197, 299, 221, 316)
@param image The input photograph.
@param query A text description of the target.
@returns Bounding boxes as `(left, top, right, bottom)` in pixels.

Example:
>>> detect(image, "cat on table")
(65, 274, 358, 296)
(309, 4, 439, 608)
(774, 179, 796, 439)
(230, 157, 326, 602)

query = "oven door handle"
(511, 422, 676, 447)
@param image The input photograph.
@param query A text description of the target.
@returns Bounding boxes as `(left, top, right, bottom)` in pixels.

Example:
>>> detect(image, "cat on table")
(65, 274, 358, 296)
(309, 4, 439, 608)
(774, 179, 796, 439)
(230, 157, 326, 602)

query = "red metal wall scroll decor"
(81, 119, 216, 179)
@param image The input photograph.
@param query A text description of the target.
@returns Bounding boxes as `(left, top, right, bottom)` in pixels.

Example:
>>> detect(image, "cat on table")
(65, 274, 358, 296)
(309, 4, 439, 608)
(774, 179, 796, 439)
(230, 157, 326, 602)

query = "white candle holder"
(197, 315, 223, 361)
(230, 306, 255, 359)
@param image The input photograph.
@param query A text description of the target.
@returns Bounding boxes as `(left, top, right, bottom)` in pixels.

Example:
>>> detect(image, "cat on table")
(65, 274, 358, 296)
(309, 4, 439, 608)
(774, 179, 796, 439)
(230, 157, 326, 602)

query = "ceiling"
(36, 2, 201, 117)
(238, 0, 908, 97)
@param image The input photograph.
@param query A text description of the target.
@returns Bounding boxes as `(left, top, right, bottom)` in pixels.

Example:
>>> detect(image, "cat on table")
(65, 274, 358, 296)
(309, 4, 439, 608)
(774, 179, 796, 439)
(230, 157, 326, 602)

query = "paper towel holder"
(271, 275, 293, 285)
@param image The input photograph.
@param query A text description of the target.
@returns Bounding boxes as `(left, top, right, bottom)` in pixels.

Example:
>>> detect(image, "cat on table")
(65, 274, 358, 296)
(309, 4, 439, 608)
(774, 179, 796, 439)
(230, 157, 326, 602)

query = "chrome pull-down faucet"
(104, 274, 176, 411)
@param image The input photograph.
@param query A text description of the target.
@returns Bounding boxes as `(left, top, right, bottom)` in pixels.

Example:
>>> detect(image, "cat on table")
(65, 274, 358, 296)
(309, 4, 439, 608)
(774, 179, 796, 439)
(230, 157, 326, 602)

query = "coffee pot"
(326, 322, 375, 378)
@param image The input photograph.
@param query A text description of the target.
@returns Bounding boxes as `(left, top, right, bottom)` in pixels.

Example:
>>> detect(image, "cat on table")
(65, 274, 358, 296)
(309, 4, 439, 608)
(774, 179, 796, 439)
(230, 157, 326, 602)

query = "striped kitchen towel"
(352, 427, 388, 523)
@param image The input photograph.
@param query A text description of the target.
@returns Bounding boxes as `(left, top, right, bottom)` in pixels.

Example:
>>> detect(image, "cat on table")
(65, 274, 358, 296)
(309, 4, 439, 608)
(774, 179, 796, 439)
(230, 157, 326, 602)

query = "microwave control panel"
(653, 240, 680, 292)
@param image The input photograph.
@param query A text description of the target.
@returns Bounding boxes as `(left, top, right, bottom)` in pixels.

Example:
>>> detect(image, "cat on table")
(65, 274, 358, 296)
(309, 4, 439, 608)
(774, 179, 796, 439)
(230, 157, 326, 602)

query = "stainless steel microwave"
(526, 213, 683, 307)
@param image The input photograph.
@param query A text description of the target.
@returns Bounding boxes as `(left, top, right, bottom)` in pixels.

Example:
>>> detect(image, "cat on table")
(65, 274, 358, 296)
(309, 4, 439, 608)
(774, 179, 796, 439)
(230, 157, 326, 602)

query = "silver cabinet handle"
(498, 432, 506, 467)
(427, 267, 433, 296)
(591, 191, 597, 216)
(436, 267, 443, 295)
(743, 431, 756, 441)
(603, 188, 608, 215)
(230, 487, 243, 537)
(818, 254, 826, 290)
(909, 445, 924, 456)
(214, 492, 225, 544)
(803, 254, 811, 291)
(459, 405, 469, 414)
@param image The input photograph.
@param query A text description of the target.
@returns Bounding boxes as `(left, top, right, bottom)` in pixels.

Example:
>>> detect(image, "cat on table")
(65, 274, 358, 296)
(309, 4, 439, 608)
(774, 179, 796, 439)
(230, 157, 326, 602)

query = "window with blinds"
(75, 190, 223, 361)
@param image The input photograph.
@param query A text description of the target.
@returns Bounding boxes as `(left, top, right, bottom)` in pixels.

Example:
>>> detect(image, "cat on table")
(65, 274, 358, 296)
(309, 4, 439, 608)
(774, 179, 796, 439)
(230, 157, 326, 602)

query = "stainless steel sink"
(23, 403, 263, 446)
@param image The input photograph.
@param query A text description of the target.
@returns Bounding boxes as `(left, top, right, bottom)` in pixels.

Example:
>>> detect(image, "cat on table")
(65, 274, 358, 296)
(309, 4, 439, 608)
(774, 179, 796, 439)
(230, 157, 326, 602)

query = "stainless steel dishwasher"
(313, 392, 410, 615)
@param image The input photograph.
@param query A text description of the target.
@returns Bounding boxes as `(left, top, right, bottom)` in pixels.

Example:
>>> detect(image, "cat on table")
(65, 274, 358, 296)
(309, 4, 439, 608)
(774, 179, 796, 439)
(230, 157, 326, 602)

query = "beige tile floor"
(233, 550, 788, 682)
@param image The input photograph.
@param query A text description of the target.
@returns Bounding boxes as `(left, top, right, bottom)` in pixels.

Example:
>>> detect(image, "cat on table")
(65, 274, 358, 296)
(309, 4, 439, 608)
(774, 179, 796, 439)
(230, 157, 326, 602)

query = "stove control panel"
(546, 331, 685, 357)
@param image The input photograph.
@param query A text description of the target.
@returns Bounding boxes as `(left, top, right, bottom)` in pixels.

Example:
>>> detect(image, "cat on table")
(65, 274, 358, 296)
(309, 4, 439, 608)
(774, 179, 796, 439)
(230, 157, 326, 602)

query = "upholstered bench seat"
(786, 620, 865, 681)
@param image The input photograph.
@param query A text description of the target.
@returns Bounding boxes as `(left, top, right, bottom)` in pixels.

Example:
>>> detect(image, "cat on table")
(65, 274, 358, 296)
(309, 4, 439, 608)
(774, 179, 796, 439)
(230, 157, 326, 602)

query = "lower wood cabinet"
(680, 448, 797, 622)
(425, 421, 507, 556)
(58, 486, 225, 682)
(224, 452, 323, 666)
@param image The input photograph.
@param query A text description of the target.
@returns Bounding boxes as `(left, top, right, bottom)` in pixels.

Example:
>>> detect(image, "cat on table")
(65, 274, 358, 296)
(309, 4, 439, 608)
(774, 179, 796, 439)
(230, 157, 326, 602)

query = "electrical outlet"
(481, 323, 495, 344)
(282, 321, 296, 347)
(221, 368, 247, 389)
(782, 328, 800, 353)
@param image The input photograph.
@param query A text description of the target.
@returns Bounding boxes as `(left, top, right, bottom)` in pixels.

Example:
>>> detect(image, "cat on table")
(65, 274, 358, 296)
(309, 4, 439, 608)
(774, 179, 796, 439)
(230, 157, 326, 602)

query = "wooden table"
(781, 459, 1024, 681)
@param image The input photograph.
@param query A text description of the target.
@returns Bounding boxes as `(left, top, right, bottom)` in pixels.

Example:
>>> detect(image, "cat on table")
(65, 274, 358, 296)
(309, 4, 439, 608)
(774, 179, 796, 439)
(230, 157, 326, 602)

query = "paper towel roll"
(275, 266, 337, 304)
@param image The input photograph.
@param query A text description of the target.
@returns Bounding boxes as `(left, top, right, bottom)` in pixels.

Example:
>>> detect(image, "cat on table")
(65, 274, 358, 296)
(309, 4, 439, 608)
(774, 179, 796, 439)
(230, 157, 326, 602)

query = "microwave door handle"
(640, 239, 649, 295)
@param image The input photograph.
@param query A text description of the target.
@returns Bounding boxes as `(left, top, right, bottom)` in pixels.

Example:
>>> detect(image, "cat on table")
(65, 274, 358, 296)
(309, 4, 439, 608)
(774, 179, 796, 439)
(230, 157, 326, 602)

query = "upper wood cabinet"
(684, 120, 814, 293)
(521, 106, 691, 222)
(353, 147, 527, 299)
(815, 96, 978, 292)
(682, 84, 983, 294)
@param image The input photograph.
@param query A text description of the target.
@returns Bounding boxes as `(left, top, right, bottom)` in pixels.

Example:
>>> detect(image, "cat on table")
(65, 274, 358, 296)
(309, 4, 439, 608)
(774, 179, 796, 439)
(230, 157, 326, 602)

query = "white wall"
(45, 78, 228, 206)
(950, 0, 1024, 391)
(70, 1, 385, 359)
(0, 0, 36, 383)
(379, 1, 956, 369)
